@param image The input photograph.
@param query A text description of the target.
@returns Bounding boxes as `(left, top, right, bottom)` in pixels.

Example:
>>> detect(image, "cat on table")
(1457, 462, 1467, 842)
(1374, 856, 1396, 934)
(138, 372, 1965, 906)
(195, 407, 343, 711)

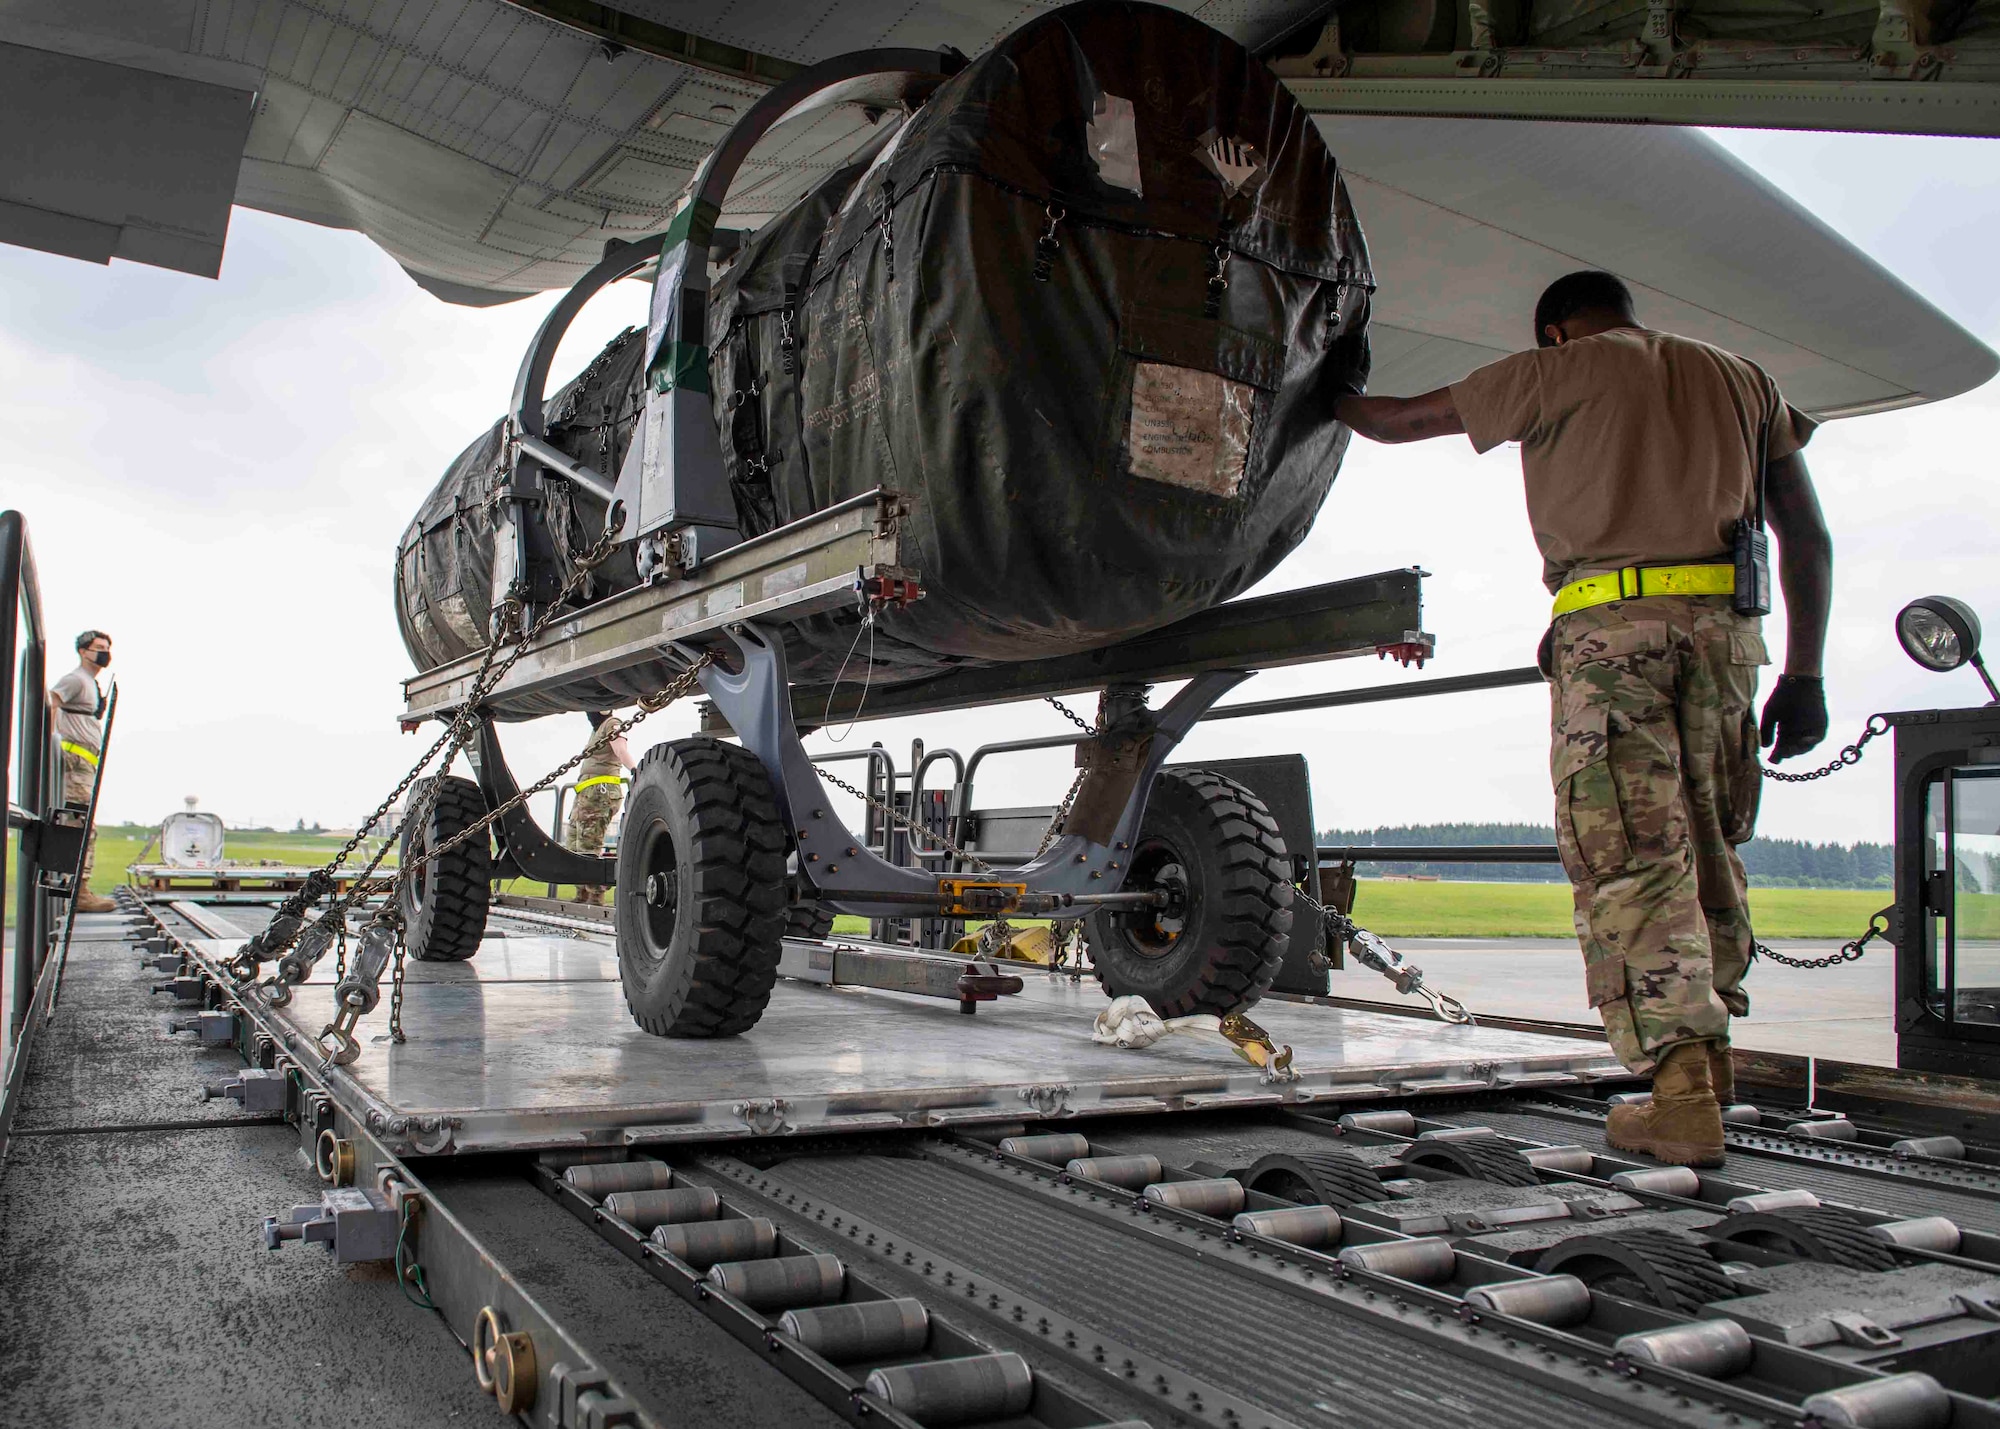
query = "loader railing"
(2, 508, 58, 1150)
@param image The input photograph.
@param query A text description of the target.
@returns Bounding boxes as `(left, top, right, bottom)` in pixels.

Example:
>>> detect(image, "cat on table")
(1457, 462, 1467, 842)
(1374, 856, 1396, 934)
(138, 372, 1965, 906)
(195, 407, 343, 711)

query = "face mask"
(90, 650, 110, 668)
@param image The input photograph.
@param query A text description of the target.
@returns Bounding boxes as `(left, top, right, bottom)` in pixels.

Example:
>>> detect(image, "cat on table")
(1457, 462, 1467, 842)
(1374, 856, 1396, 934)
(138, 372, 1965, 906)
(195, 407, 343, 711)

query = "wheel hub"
(1114, 841, 1190, 959)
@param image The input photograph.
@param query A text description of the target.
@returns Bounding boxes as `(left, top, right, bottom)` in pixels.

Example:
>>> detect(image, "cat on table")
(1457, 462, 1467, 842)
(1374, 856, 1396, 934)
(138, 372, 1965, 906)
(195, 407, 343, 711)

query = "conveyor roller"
(1065, 1155, 1161, 1189)
(779, 1298, 931, 1361)
(652, 1217, 778, 1268)
(1142, 1178, 1245, 1216)
(1337, 1237, 1457, 1284)
(708, 1253, 844, 1310)
(604, 1187, 721, 1230)
(863, 1353, 1035, 1426)
(1233, 1206, 1343, 1248)
(1462, 1276, 1593, 1328)
(1613, 1320, 1753, 1377)
(564, 1160, 675, 1197)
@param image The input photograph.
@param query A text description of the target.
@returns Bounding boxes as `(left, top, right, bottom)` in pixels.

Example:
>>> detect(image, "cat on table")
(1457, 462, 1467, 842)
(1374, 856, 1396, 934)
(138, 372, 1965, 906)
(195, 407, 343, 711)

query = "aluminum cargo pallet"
(175, 919, 1621, 1157)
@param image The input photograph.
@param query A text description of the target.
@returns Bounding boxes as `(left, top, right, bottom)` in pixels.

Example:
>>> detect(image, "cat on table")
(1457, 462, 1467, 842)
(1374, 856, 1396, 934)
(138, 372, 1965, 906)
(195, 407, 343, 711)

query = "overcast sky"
(4, 127, 1995, 847)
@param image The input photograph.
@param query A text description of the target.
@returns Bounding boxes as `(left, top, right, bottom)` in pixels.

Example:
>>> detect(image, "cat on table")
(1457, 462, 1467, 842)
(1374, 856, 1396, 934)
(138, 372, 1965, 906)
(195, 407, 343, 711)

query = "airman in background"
(566, 710, 636, 905)
(50, 629, 116, 913)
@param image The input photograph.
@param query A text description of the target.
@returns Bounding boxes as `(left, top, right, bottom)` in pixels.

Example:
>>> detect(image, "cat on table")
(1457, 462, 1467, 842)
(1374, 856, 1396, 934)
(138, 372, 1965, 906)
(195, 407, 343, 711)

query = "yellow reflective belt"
(60, 740, 99, 767)
(1552, 563, 1734, 618)
(574, 774, 622, 792)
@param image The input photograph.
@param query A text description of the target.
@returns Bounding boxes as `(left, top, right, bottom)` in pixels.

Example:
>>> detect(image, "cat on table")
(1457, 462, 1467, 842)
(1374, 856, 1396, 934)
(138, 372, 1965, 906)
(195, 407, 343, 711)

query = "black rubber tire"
(786, 902, 835, 941)
(1402, 1136, 1543, 1187)
(615, 738, 789, 1038)
(1536, 1228, 1737, 1314)
(1709, 1206, 1897, 1271)
(1084, 769, 1292, 1018)
(1242, 1149, 1384, 1208)
(398, 775, 491, 962)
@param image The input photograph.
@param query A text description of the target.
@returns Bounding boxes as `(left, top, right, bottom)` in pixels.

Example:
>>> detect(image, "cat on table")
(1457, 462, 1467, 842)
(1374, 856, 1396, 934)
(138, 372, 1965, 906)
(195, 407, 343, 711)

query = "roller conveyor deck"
(5, 896, 2000, 1429)
(1423, 1106, 2000, 1234)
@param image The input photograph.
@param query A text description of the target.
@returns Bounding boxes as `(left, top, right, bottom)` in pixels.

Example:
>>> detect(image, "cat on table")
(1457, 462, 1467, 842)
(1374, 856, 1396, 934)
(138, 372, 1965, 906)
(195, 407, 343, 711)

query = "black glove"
(1760, 674, 1828, 762)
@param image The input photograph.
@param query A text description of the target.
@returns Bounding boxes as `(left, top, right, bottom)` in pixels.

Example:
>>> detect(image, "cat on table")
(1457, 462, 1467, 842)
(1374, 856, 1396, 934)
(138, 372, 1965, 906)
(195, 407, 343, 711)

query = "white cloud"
(5, 132, 1994, 850)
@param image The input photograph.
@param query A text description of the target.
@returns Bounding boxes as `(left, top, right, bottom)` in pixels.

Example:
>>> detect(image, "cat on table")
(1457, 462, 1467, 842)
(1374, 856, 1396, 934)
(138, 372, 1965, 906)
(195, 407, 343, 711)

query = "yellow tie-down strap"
(60, 740, 99, 767)
(1552, 563, 1734, 618)
(574, 774, 622, 792)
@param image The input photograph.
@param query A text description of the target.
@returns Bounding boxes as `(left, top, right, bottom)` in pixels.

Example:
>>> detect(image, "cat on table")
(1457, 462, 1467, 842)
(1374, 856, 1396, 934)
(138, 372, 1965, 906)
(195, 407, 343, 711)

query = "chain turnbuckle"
(1298, 884, 1476, 1025)
(317, 923, 397, 1068)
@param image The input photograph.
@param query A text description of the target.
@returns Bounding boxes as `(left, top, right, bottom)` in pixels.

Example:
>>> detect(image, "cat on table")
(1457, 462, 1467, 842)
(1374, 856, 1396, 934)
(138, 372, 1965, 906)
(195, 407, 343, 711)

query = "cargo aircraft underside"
(1, 0, 1993, 414)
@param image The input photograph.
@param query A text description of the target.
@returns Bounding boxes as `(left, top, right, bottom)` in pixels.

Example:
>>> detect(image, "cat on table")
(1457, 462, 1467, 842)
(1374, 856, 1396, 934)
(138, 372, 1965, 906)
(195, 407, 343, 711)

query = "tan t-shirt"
(577, 715, 622, 781)
(1450, 329, 1816, 592)
(51, 664, 105, 754)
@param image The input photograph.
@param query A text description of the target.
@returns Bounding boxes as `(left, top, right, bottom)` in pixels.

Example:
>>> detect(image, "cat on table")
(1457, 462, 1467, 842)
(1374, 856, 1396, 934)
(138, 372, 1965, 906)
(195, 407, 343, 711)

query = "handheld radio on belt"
(1732, 400, 1775, 617)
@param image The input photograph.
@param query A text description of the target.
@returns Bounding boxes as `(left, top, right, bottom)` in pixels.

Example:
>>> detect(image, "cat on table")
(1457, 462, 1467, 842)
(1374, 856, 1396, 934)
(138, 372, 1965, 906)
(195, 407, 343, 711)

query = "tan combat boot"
(1709, 1041, 1736, 1106)
(1606, 1041, 1725, 1168)
(74, 890, 116, 913)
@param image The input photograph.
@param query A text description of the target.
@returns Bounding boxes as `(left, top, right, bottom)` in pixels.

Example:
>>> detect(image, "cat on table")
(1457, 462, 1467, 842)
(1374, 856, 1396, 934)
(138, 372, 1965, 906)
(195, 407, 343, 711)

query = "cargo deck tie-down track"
(5, 892, 2000, 1429)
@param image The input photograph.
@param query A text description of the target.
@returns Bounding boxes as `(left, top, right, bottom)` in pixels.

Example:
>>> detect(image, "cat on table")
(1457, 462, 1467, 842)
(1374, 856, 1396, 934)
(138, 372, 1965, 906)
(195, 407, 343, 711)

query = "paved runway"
(1333, 938, 1896, 1066)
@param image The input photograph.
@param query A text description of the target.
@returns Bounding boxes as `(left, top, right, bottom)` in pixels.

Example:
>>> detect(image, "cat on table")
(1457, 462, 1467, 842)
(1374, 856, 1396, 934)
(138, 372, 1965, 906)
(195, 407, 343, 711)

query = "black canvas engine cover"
(396, 1, 1373, 711)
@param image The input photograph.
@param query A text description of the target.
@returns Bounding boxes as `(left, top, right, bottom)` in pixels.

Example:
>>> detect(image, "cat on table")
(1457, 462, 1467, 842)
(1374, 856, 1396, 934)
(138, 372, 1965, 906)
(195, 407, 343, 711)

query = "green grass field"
(1336, 879, 1893, 940)
(0, 825, 1926, 945)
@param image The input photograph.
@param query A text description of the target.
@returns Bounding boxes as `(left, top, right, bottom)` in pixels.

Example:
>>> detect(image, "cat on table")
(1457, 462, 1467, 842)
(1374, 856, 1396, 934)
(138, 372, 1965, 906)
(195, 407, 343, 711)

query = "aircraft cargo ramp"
(7, 894, 2000, 1429)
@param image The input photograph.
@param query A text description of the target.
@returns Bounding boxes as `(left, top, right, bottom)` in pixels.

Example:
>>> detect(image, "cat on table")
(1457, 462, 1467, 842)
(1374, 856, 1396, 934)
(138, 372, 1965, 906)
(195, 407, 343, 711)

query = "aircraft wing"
(0, 0, 1991, 413)
(1329, 115, 2000, 415)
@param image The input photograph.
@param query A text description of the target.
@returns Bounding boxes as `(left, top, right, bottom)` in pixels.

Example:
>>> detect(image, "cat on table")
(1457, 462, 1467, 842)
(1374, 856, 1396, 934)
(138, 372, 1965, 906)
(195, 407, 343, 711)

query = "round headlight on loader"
(1897, 596, 1999, 702)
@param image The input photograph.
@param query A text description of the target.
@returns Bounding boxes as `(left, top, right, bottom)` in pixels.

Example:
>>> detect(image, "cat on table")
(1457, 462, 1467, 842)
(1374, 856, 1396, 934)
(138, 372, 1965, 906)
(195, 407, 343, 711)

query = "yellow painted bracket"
(936, 879, 1028, 917)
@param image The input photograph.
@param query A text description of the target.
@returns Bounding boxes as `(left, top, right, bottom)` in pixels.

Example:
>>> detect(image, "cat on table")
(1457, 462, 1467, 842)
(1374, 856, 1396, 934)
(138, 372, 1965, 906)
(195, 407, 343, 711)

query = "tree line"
(1315, 822, 1893, 888)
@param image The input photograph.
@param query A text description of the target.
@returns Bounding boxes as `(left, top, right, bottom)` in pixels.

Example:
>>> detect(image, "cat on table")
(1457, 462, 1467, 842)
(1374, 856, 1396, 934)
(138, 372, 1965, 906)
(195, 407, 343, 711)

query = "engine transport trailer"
(6, 5, 2000, 1428)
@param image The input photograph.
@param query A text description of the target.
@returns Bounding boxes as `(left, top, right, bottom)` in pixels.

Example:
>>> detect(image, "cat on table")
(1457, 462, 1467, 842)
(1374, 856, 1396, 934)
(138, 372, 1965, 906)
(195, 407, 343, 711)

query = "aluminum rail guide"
(399, 487, 911, 721)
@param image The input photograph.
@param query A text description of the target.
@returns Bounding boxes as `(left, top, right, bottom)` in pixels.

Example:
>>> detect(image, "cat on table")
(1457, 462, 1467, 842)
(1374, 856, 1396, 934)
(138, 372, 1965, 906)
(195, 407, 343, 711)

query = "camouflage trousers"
(62, 750, 98, 878)
(565, 780, 623, 903)
(1549, 595, 1768, 1074)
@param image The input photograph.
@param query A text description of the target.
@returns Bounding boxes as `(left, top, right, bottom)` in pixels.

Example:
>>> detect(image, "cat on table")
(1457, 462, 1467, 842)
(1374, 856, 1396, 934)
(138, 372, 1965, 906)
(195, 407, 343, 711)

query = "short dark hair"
(1534, 271, 1635, 347)
(75, 629, 110, 652)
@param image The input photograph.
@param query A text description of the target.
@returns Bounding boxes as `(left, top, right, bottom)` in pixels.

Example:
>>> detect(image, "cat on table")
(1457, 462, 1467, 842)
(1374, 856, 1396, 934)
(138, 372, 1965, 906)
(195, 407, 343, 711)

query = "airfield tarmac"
(1334, 938, 1896, 1065)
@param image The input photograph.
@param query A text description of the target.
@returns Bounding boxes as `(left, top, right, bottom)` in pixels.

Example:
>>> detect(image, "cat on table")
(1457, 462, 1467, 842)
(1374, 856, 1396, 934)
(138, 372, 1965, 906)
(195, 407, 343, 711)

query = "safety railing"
(2, 509, 56, 1138)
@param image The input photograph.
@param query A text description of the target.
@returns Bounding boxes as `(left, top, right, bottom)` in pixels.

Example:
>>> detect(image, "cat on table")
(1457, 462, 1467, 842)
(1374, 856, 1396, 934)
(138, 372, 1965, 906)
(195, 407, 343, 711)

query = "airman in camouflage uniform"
(1335, 271, 1834, 1166)
(1550, 597, 1767, 1073)
(565, 711, 632, 905)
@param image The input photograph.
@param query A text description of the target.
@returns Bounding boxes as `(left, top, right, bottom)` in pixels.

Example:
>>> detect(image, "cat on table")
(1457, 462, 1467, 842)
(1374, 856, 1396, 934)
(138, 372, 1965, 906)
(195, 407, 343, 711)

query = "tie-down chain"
(304, 656, 713, 1068)
(1293, 882, 1476, 1026)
